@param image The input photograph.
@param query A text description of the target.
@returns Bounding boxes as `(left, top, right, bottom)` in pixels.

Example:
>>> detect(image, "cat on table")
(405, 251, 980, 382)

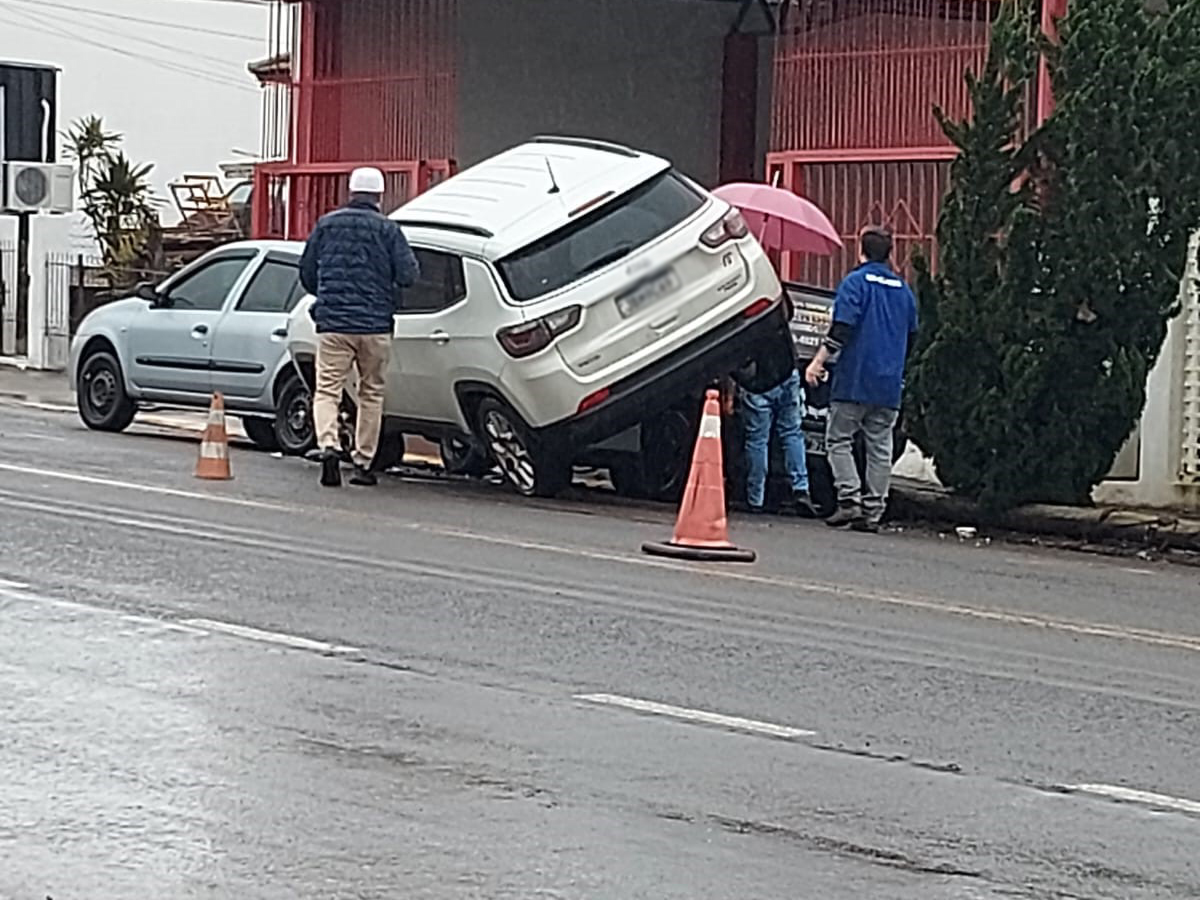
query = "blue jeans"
(742, 370, 809, 509)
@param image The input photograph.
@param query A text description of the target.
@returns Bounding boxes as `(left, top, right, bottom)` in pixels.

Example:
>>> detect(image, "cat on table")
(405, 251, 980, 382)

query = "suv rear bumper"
(542, 296, 790, 449)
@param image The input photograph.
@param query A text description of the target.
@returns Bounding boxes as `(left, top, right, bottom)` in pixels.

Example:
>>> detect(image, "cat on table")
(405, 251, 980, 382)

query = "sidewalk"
(890, 478, 1200, 556)
(0, 364, 445, 462)
(0, 366, 74, 409)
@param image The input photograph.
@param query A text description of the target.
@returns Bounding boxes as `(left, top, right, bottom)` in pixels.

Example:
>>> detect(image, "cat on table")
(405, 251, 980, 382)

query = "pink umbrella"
(713, 182, 842, 256)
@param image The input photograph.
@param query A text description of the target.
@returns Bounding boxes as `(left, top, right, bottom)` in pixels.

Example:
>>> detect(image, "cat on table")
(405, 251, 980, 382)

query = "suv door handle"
(428, 330, 450, 345)
(192, 324, 209, 337)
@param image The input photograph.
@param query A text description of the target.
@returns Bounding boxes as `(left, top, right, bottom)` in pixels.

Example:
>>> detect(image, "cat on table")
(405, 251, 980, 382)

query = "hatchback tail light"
(497, 305, 582, 358)
(700, 207, 750, 248)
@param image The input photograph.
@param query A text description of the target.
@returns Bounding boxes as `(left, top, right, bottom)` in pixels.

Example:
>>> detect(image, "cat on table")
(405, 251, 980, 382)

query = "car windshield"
(497, 170, 705, 302)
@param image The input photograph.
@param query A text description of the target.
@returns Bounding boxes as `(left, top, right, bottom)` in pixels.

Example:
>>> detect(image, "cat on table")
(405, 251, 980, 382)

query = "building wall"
(455, 0, 753, 187)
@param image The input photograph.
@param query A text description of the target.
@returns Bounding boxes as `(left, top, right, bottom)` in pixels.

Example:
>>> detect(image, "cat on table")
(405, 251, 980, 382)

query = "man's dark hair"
(349, 191, 382, 206)
(860, 226, 893, 263)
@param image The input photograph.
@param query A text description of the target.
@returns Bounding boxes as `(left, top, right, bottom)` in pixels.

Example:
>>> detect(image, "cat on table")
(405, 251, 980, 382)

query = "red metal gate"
(769, 1, 1014, 286)
(766, 155, 949, 287)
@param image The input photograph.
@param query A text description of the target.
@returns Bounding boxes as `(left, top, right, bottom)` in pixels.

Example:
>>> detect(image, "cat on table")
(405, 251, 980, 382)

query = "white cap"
(348, 166, 385, 194)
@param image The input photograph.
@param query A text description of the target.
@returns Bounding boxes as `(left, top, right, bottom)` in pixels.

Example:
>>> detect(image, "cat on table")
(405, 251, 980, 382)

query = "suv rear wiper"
(577, 244, 634, 278)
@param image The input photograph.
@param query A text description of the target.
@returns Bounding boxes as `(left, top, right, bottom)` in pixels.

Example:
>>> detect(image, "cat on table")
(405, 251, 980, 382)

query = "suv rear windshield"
(497, 170, 706, 302)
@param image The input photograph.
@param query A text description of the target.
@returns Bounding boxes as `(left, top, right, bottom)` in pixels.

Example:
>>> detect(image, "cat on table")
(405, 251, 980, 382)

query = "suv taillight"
(497, 305, 582, 358)
(700, 208, 750, 248)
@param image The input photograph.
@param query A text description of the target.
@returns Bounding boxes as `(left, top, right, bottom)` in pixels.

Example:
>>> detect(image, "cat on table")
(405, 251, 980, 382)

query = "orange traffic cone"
(642, 389, 756, 563)
(195, 392, 233, 480)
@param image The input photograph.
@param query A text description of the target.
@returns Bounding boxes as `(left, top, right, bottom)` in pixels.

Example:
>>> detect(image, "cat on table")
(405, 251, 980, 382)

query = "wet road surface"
(1, 401, 1198, 898)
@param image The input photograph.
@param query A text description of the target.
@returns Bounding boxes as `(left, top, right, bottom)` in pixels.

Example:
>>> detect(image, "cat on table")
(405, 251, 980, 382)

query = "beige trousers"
(313, 332, 392, 468)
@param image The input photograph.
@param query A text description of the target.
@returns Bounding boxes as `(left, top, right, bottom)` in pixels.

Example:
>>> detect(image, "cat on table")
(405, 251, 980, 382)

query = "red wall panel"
(299, 0, 456, 164)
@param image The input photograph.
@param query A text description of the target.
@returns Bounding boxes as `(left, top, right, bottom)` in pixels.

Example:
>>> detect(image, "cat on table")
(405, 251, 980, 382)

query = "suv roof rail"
(394, 220, 494, 239)
(528, 135, 640, 159)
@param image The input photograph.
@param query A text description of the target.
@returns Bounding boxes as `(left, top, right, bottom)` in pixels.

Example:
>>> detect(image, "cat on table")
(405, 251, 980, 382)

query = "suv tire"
(476, 397, 571, 498)
(439, 434, 491, 478)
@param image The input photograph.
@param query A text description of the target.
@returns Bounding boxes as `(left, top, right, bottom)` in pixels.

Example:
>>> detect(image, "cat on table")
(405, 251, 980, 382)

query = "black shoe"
(349, 465, 377, 486)
(746, 505, 766, 515)
(825, 503, 862, 528)
(791, 490, 817, 519)
(851, 519, 880, 534)
(320, 450, 342, 488)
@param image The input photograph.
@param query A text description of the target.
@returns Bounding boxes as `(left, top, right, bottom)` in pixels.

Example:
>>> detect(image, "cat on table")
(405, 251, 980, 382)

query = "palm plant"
(62, 115, 158, 277)
(63, 115, 122, 203)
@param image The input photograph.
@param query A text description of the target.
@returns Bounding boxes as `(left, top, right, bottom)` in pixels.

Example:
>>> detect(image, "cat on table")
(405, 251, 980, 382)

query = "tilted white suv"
(283, 136, 791, 496)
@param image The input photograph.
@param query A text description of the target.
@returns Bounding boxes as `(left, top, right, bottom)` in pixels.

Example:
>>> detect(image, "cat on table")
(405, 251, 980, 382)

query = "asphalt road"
(1, 401, 1198, 899)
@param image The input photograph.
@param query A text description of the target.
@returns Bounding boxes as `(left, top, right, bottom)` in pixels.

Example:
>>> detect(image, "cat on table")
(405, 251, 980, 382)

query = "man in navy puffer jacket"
(299, 167, 419, 488)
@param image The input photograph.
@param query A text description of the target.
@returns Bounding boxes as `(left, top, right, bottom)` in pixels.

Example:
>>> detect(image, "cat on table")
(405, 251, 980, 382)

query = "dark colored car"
(605, 281, 907, 515)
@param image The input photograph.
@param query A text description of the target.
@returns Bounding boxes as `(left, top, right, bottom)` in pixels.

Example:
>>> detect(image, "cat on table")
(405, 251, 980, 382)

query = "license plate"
(615, 269, 680, 318)
(803, 431, 826, 456)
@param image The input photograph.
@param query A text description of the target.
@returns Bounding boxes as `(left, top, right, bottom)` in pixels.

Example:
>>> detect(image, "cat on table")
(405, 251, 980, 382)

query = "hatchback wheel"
(476, 398, 570, 498)
(242, 416, 280, 451)
(273, 373, 316, 455)
(77, 349, 136, 432)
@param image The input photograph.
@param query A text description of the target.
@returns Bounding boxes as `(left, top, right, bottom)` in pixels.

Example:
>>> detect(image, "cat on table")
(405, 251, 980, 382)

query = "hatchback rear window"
(497, 170, 706, 302)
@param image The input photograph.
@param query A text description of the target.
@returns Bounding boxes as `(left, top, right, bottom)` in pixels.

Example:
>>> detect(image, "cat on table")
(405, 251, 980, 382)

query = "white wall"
(1095, 231, 1200, 510)
(0, 211, 98, 371)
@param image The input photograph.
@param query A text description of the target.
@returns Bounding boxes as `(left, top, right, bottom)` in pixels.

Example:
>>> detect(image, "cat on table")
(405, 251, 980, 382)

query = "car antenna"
(544, 157, 561, 194)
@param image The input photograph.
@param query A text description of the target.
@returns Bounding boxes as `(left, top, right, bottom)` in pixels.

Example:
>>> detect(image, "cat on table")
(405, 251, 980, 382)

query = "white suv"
(284, 136, 790, 496)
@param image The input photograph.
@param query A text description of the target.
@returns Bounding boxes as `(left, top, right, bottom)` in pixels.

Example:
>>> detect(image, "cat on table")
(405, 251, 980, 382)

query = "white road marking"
(0, 578, 30, 590)
(1067, 784, 1200, 816)
(0, 431, 67, 442)
(11, 400, 75, 413)
(576, 692, 815, 740)
(0, 586, 208, 635)
(181, 617, 362, 656)
(0, 462, 292, 512)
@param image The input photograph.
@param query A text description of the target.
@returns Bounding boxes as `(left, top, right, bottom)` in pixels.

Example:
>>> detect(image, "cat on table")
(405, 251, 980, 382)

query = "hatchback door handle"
(428, 330, 450, 345)
(192, 324, 209, 337)
(272, 327, 288, 339)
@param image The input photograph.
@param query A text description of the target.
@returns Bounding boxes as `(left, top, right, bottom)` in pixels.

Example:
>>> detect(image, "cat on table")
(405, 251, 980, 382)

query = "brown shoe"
(825, 503, 863, 528)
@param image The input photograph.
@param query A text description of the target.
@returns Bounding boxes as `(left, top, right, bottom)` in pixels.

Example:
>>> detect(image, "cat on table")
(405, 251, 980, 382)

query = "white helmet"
(348, 166, 385, 194)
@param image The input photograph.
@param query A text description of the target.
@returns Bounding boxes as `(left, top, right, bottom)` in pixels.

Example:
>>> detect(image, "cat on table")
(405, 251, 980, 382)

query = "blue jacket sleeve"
(392, 225, 419, 290)
(299, 223, 321, 295)
(832, 273, 865, 328)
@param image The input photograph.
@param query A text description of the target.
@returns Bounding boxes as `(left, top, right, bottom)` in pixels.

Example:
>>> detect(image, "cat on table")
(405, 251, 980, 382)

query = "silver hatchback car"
(69, 240, 310, 450)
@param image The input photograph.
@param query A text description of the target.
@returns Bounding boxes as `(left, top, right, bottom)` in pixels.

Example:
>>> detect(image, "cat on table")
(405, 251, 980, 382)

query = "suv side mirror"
(134, 282, 159, 303)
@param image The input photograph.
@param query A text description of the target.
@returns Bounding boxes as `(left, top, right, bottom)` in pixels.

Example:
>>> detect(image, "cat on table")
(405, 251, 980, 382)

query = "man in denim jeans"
(805, 226, 918, 532)
(734, 298, 816, 517)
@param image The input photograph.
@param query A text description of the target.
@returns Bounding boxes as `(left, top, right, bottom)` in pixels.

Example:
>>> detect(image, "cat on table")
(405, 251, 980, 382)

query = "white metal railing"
(0, 239, 17, 357)
(1179, 232, 1200, 482)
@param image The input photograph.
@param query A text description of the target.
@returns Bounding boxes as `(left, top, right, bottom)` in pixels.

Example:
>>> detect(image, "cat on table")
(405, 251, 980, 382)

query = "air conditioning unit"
(2, 161, 74, 213)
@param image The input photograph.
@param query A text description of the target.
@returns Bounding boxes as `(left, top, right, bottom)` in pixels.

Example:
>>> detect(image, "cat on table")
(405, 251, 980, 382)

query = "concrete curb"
(891, 479, 1200, 553)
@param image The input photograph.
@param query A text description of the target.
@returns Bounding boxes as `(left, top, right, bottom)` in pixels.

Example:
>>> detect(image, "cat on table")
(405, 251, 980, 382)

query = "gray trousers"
(826, 401, 899, 524)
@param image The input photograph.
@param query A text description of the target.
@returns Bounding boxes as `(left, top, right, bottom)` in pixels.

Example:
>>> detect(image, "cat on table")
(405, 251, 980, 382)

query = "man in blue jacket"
(299, 167, 419, 488)
(805, 226, 918, 532)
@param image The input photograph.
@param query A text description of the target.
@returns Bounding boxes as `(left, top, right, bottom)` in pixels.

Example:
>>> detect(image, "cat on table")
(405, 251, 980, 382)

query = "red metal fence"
(254, 0, 460, 239)
(252, 159, 456, 240)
